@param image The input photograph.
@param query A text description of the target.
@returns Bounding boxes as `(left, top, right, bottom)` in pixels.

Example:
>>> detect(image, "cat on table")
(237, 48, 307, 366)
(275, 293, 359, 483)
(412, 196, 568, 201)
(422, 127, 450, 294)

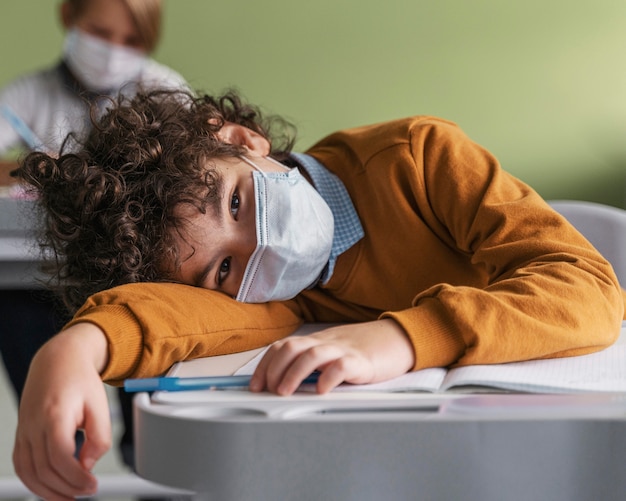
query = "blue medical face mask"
(235, 156, 334, 303)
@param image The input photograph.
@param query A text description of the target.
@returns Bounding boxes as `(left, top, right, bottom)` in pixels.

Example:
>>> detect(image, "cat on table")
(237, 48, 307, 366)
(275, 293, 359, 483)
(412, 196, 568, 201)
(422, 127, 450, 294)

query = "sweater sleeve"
(382, 120, 624, 369)
(65, 282, 304, 384)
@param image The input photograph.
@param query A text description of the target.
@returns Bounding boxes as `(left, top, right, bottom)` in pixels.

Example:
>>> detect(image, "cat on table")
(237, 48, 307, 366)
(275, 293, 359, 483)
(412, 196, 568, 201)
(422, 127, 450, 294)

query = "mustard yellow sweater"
(67, 117, 624, 384)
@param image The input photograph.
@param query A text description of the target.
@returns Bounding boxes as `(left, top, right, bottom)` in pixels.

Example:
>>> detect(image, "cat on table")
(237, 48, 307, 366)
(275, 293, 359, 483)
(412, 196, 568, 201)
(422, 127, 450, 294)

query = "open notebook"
(166, 321, 626, 395)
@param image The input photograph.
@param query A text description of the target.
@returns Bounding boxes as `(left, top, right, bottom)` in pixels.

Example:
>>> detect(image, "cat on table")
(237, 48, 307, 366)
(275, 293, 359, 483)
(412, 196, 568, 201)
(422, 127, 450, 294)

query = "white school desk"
(0, 197, 42, 288)
(134, 326, 626, 501)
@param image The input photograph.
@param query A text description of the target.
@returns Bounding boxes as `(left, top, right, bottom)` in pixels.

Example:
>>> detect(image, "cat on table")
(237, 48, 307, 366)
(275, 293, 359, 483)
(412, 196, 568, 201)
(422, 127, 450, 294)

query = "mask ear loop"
(239, 154, 290, 175)
(239, 155, 267, 177)
(264, 155, 290, 172)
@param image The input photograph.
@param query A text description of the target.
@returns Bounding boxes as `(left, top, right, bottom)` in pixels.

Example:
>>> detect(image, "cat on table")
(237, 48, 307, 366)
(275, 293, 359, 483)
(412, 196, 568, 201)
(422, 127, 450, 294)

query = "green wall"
(2, 0, 625, 207)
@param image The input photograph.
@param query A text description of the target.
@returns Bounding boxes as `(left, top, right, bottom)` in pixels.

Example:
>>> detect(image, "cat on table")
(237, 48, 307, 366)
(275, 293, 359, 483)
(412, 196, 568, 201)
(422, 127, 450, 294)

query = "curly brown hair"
(15, 88, 296, 313)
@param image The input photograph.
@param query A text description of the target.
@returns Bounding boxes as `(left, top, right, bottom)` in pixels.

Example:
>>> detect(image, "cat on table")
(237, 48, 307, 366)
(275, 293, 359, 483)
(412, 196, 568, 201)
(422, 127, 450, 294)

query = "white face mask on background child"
(236, 156, 335, 303)
(63, 28, 147, 93)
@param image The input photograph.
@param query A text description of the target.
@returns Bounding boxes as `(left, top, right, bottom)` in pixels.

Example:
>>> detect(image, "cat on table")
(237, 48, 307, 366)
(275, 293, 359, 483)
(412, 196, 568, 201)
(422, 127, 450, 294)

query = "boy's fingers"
(14, 429, 89, 501)
(261, 337, 317, 392)
(250, 345, 280, 392)
(79, 401, 113, 471)
(276, 345, 346, 395)
(40, 425, 97, 497)
(314, 356, 363, 394)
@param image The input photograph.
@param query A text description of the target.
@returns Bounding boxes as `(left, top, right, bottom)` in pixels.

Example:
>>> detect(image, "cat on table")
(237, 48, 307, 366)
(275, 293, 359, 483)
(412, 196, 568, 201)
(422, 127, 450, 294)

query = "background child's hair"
(65, 0, 163, 52)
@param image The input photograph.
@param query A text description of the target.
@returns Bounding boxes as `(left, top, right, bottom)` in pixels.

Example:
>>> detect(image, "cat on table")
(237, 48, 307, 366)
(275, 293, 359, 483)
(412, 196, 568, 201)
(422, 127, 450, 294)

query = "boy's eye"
(218, 257, 231, 286)
(230, 192, 240, 218)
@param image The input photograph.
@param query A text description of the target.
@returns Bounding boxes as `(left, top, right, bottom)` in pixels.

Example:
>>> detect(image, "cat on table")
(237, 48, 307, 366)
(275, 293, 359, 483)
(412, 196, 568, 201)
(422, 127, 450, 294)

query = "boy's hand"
(249, 319, 415, 395)
(13, 323, 110, 501)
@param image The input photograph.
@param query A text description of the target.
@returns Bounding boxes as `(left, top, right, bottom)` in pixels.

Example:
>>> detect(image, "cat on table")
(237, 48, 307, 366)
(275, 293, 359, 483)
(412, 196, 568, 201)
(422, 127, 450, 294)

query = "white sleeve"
(0, 68, 94, 155)
(138, 59, 190, 91)
(0, 80, 27, 155)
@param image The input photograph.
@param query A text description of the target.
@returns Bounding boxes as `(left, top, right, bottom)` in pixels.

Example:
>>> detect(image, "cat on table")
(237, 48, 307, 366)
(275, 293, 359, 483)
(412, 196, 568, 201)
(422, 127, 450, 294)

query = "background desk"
(0, 197, 42, 289)
(134, 327, 626, 501)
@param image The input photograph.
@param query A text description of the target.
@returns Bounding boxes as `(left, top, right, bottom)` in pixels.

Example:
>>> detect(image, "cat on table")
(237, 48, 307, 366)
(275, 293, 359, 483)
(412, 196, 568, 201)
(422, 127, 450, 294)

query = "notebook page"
(440, 337, 626, 393)
(334, 368, 448, 393)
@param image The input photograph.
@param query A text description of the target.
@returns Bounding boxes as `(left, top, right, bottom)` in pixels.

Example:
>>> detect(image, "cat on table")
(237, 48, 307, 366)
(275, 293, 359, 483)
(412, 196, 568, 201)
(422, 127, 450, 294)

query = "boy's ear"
(219, 123, 271, 157)
(59, 1, 75, 30)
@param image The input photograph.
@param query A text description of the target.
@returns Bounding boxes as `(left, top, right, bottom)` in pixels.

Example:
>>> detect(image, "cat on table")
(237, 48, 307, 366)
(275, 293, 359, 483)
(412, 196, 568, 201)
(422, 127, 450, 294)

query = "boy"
(12, 89, 624, 500)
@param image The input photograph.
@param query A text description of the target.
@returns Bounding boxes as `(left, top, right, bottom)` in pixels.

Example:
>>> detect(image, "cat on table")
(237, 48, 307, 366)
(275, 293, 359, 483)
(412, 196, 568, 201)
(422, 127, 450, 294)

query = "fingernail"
(83, 457, 96, 471)
(249, 378, 261, 392)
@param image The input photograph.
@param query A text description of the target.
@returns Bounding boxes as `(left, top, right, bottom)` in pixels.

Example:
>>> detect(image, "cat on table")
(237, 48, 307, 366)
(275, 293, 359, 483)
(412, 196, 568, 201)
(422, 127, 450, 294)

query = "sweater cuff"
(65, 304, 143, 384)
(381, 298, 465, 370)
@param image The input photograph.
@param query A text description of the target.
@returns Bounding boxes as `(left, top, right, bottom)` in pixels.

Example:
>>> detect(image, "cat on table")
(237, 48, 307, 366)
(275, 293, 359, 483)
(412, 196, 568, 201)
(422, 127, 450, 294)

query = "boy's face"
(63, 0, 146, 51)
(170, 154, 284, 298)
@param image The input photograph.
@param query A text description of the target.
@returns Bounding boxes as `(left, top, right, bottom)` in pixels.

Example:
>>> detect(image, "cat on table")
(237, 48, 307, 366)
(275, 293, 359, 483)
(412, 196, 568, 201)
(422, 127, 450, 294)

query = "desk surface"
(0, 161, 18, 188)
(135, 392, 626, 501)
(134, 325, 626, 501)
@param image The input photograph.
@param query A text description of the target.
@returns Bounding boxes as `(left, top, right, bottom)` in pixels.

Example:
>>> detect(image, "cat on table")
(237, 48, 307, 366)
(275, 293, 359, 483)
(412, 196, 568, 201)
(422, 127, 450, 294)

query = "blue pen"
(0, 104, 46, 151)
(124, 372, 321, 392)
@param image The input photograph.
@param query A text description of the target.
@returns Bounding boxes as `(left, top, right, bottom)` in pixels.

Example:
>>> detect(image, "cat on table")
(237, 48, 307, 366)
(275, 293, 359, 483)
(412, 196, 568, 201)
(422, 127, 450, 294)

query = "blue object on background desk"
(0, 104, 45, 151)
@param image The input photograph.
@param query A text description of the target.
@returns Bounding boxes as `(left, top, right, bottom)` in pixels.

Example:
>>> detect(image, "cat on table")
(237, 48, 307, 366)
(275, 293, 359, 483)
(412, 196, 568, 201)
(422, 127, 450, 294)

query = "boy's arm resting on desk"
(382, 119, 625, 368)
(64, 282, 305, 384)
